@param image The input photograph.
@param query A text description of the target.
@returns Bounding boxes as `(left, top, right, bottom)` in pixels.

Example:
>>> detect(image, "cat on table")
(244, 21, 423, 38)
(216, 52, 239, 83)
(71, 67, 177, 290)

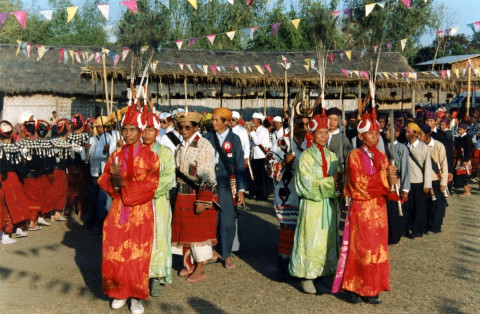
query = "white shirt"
(157, 125, 173, 143)
(109, 130, 121, 155)
(160, 128, 182, 153)
(250, 125, 271, 159)
(271, 127, 285, 153)
(214, 129, 229, 165)
(231, 124, 250, 160)
(89, 133, 112, 177)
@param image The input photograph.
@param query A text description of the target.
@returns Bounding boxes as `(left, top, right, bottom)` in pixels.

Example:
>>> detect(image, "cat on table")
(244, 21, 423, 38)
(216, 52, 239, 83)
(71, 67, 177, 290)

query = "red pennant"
(264, 64, 272, 73)
(59, 48, 64, 63)
(400, 0, 410, 9)
(210, 65, 217, 75)
(328, 54, 334, 64)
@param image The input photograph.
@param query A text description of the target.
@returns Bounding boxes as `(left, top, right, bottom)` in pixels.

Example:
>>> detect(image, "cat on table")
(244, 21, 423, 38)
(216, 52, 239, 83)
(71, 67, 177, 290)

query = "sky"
(24, 0, 480, 47)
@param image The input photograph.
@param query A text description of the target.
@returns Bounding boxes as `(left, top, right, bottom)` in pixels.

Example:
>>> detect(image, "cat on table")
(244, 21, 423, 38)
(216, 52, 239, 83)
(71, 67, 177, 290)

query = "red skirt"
(51, 170, 68, 210)
(67, 164, 90, 197)
(23, 177, 42, 213)
(171, 194, 218, 247)
(2, 173, 30, 223)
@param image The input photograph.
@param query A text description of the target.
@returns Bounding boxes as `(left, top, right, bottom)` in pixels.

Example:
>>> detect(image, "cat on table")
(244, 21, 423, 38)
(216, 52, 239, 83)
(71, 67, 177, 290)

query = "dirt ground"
(1, 186, 479, 314)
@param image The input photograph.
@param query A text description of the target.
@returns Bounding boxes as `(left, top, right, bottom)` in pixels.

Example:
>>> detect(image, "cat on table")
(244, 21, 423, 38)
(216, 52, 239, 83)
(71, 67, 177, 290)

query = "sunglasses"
(160, 120, 168, 124)
(178, 125, 192, 131)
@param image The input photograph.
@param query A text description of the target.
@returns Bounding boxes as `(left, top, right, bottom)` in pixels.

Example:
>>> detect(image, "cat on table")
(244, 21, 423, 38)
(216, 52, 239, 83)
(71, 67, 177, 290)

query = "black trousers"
(251, 158, 268, 200)
(407, 183, 428, 238)
(387, 199, 406, 244)
(426, 180, 446, 233)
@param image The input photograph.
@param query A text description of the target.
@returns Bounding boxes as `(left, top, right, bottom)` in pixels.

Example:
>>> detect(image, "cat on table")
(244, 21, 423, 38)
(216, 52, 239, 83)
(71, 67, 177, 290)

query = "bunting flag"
(342, 69, 349, 78)
(400, 0, 411, 9)
(468, 23, 477, 33)
(446, 70, 451, 79)
(203, 65, 208, 75)
(382, 72, 389, 79)
(150, 61, 158, 71)
(26, 43, 33, 58)
(160, 0, 170, 9)
(228, 0, 234, 4)
(37, 45, 46, 61)
(271, 23, 281, 35)
(476, 21, 480, 30)
(304, 58, 311, 71)
(187, 0, 197, 9)
(186, 64, 193, 73)
(310, 59, 316, 70)
(264, 64, 272, 74)
(226, 31, 235, 40)
(113, 54, 120, 67)
(345, 50, 351, 61)
(206, 34, 216, 45)
(328, 53, 334, 64)
(291, 19, 300, 29)
(156, 44, 162, 53)
(462, 68, 466, 77)
(373, 45, 379, 53)
(441, 70, 446, 79)
(108, 50, 116, 60)
(82, 51, 87, 62)
(254, 65, 264, 75)
(242, 28, 249, 38)
(377, 72, 384, 79)
(436, 30, 444, 38)
(39, 10, 53, 21)
(0, 13, 9, 27)
(234, 66, 240, 73)
(59, 48, 64, 63)
(249, 26, 258, 40)
(386, 42, 392, 51)
(87, 52, 95, 63)
(175, 40, 184, 50)
(365, 3, 376, 17)
(353, 70, 359, 77)
(454, 68, 460, 78)
(12, 11, 27, 29)
(75, 50, 82, 63)
(188, 38, 197, 47)
(339, 52, 344, 60)
(66, 7, 78, 23)
(122, 48, 130, 61)
(400, 38, 407, 51)
(360, 48, 366, 58)
(430, 71, 439, 78)
(121, 0, 138, 13)
(97, 4, 110, 21)
(64, 49, 69, 64)
(247, 66, 252, 72)
(330, 11, 341, 19)
(446, 26, 459, 36)
(377, 1, 386, 8)
(178, 63, 184, 70)
(247, 0, 252, 5)
(343, 8, 352, 19)
(68, 49, 74, 64)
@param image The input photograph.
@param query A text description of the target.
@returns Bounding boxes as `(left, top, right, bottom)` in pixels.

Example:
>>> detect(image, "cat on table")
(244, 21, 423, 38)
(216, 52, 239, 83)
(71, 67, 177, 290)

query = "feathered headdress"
(308, 107, 329, 132)
(357, 107, 380, 134)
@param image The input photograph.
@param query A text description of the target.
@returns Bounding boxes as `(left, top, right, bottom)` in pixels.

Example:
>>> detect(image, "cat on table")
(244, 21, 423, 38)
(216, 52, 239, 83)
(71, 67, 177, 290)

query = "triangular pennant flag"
(160, 0, 170, 9)
(11, 11, 27, 29)
(271, 23, 281, 35)
(345, 50, 351, 61)
(254, 65, 264, 75)
(291, 19, 300, 29)
(203, 65, 208, 75)
(175, 40, 184, 50)
(75, 50, 82, 63)
(64, 49, 69, 64)
(186, 64, 193, 73)
(386, 42, 392, 52)
(400, 38, 407, 51)
(348, 70, 353, 76)
(228, 0, 234, 4)
(360, 48, 366, 58)
(373, 45, 379, 53)
(304, 58, 311, 71)
(187, 0, 197, 9)
(304, 64, 309, 71)
(94, 51, 100, 64)
(310, 59, 316, 70)
(411, 72, 417, 80)
(343, 8, 352, 19)
(37, 45, 46, 61)
(196, 64, 203, 72)
(377, 72, 384, 80)
(234, 66, 240, 73)
(66, 7, 78, 23)
(247, 0, 252, 5)
(188, 38, 197, 47)
(39, 10, 53, 21)
(113, 54, 120, 67)
(328, 53, 334, 64)
(353, 70, 359, 77)
(391, 72, 398, 79)
(365, 3, 376, 17)
(97, 4, 110, 21)
(447, 26, 459, 36)
(468, 23, 476, 33)
(242, 66, 247, 74)
(377, 2, 386, 8)
(0, 13, 9, 27)
(59, 48, 64, 63)
(221, 66, 226, 72)
(140, 46, 148, 54)
(26, 43, 33, 58)
(68, 49, 74, 64)
(441, 70, 446, 79)
(150, 61, 158, 71)
(382, 72, 389, 79)
(19, 42, 27, 56)
(462, 68, 466, 77)
(361, 71, 369, 80)
(82, 50, 86, 62)
(249, 26, 258, 40)
(330, 11, 341, 19)
(206, 34, 216, 45)
(400, 0, 411, 9)
(446, 70, 451, 79)
(242, 28, 249, 38)
(226, 31, 236, 40)
(120, 0, 138, 13)
(454, 68, 459, 78)
(264, 64, 272, 74)
(430, 71, 439, 78)
(122, 48, 130, 61)
(87, 52, 94, 63)
(475, 21, 480, 30)
(108, 50, 116, 60)
(342, 69, 350, 78)
(247, 66, 253, 72)
(436, 30, 444, 38)
(178, 63, 184, 70)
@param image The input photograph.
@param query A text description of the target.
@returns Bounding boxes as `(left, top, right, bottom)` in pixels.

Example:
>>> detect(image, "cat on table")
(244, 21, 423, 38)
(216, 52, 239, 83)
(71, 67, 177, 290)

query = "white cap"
(273, 116, 282, 122)
(232, 111, 241, 119)
(252, 112, 265, 122)
(158, 112, 171, 120)
(172, 108, 186, 118)
(19, 111, 34, 124)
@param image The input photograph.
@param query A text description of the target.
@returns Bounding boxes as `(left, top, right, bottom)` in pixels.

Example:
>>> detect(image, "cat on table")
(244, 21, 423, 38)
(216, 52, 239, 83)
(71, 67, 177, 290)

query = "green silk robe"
(149, 142, 176, 283)
(288, 144, 339, 279)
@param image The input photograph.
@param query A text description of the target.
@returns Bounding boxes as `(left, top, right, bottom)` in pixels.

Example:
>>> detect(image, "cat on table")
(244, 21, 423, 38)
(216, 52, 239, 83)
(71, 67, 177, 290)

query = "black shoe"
(361, 295, 382, 304)
(345, 291, 362, 304)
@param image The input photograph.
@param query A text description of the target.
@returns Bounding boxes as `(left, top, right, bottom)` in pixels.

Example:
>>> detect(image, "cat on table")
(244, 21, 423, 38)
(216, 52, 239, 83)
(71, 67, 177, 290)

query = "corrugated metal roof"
(416, 54, 480, 66)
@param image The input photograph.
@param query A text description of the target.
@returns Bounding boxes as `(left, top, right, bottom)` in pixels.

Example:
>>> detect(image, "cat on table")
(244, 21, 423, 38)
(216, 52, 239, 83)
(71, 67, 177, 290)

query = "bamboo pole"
(168, 83, 172, 113)
(101, 51, 110, 115)
(109, 76, 114, 115)
(284, 69, 288, 113)
(184, 76, 188, 111)
(411, 87, 416, 116)
(467, 65, 472, 116)
(263, 84, 267, 116)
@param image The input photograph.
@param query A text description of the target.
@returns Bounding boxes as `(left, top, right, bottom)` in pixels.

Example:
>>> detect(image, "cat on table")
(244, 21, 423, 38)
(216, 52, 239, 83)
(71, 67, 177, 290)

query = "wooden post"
(264, 84, 267, 116)
(109, 76, 114, 115)
(93, 81, 96, 118)
(168, 83, 172, 114)
(401, 85, 404, 112)
(358, 81, 362, 102)
(411, 87, 416, 116)
(284, 69, 288, 113)
(240, 86, 244, 117)
(467, 65, 472, 116)
(101, 52, 110, 114)
(184, 76, 188, 111)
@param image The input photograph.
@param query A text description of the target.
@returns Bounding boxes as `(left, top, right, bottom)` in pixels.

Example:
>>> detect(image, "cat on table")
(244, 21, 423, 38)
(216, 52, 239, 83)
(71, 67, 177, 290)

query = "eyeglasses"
(178, 125, 192, 131)
(231, 119, 237, 122)
(160, 120, 168, 124)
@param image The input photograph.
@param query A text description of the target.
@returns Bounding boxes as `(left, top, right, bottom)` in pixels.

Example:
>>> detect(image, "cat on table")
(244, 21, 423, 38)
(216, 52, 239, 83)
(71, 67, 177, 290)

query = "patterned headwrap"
(56, 118, 71, 135)
(144, 112, 161, 131)
(0, 120, 13, 138)
(71, 113, 84, 130)
(121, 105, 146, 130)
(357, 107, 380, 134)
(35, 120, 51, 138)
(308, 108, 329, 132)
(213, 107, 232, 120)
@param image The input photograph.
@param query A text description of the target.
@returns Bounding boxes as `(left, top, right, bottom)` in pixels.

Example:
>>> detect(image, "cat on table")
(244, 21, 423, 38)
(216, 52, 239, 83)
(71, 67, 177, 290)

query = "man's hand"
(85, 143, 92, 150)
(110, 163, 121, 176)
(195, 202, 206, 215)
(110, 175, 125, 188)
(250, 124, 256, 132)
(423, 188, 429, 194)
(103, 144, 110, 154)
(117, 139, 124, 148)
(448, 173, 453, 182)
(401, 191, 408, 200)
(244, 158, 249, 169)
(285, 153, 296, 165)
(237, 191, 245, 206)
(440, 185, 446, 192)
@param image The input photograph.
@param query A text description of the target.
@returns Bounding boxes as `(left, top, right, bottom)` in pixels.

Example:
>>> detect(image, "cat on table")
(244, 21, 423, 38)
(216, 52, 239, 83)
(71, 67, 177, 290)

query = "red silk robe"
(334, 147, 390, 297)
(98, 144, 160, 300)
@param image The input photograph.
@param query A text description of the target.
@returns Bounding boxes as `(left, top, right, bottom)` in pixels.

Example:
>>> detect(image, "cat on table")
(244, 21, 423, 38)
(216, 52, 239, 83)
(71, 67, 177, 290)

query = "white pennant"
(160, 0, 170, 8)
(187, 64, 193, 73)
(377, 2, 386, 8)
(40, 10, 53, 21)
(401, 38, 407, 51)
(449, 26, 460, 36)
(228, 0, 234, 4)
(97, 4, 110, 21)
(365, 3, 376, 17)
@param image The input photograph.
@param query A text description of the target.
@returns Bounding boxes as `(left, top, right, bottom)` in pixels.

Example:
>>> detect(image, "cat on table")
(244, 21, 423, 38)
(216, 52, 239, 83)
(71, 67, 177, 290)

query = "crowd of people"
(1, 98, 478, 313)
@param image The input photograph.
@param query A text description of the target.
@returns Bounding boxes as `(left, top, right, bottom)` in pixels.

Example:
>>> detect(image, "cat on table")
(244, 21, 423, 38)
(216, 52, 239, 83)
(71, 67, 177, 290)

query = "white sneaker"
(37, 217, 51, 226)
(1, 234, 17, 244)
(111, 299, 127, 310)
(15, 228, 28, 238)
(130, 299, 144, 314)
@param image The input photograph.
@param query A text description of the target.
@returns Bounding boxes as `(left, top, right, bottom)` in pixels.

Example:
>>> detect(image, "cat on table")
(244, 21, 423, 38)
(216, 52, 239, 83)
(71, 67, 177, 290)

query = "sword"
(389, 110, 403, 216)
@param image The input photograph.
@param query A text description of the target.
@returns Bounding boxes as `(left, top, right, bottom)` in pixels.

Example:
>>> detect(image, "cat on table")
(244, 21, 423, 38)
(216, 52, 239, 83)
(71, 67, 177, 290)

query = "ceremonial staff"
(389, 109, 403, 216)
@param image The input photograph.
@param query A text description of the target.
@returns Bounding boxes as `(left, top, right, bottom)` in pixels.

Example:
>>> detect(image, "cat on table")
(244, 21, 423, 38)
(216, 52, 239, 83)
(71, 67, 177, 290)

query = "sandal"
(224, 261, 237, 270)
(27, 226, 42, 231)
(205, 256, 219, 265)
(179, 268, 194, 277)
(187, 273, 207, 283)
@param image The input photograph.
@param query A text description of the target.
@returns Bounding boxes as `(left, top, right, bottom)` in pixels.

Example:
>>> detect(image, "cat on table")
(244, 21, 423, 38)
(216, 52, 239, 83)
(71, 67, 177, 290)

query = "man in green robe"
(143, 112, 176, 297)
(289, 110, 340, 294)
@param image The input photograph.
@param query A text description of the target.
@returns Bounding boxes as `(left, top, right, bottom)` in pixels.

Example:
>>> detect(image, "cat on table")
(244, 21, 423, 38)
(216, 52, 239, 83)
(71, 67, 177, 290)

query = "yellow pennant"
(254, 65, 264, 75)
(85, 51, 89, 60)
(304, 58, 310, 71)
(353, 70, 359, 77)
(16, 40, 22, 56)
(67, 6, 78, 23)
(68, 49, 74, 64)
(37, 45, 46, 61)
(291, 19, 301, 29)
(226, 31, 236, 40)
(187, 0, 197, 9)
(382, 72, 389, 79)
(454, 68, 459, 78)
(345, 50, 351, 61)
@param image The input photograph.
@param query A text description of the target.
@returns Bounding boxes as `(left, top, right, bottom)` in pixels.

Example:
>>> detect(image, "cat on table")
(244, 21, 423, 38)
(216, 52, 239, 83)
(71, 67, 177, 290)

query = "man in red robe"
(98, 105, 160, 313)
(332, 108, 397, 304)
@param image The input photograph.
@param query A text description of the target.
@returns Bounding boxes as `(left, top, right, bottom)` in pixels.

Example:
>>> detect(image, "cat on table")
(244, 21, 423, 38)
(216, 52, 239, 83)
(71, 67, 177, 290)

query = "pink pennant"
(328, 54, 334, 64)
(120, 0, 138, 13)
(400, 0, 410, 9)
(441, 70, 446, 79)
(113, 54, 120, 67)
(59, 48, 64, 63)
(11, 11, 27, 29)
(436, 30, 444, 37)
(386, 42, 392, 52)
(475, 21, 480, 29)
(210, 65, 217, 75)
(178, 63, 184, 70)
(0, 13, 9, 27)
(247, 0, 251, 5)
(342, 69, 349, 78)
(188, 38, 197, 47)
(122, 48, 130, 61)
(26, 43, 33, 58)
(206, 34, 216, 45)
(95, 52, 101, 63)
(373, 45, 379, 53)
(271, 23, 281, 35)
(330, 11, 341, 19)
(264, 64, 271, 73)
(249, 26, 259, 40)
(343, 8, 352, 19)
(360, 71, 369, 80)
(175, 40, 184, 50)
